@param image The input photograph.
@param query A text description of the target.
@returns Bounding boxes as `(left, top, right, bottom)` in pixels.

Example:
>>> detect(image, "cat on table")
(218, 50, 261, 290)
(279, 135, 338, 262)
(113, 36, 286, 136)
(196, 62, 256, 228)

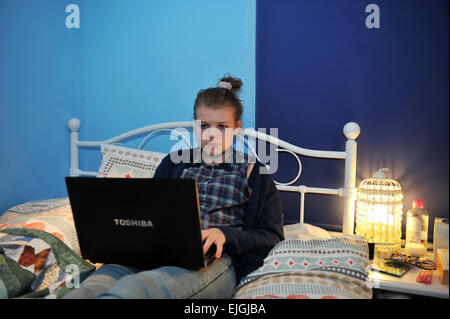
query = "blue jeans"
(63, 254, 236, 299)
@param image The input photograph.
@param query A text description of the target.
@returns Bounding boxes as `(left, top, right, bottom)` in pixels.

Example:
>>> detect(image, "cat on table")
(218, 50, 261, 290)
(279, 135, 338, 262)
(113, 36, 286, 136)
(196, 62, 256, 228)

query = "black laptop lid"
(65, 177, 205, 270)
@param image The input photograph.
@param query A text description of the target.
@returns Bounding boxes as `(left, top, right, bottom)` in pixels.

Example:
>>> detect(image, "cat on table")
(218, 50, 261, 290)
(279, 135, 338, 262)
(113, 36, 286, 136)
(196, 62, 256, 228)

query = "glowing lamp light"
(355, 168, 403, 253)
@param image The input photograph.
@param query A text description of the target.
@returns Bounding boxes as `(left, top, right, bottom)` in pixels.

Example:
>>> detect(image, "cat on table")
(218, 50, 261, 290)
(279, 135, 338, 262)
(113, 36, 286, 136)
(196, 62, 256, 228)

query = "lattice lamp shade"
(355, 168, 403, 251)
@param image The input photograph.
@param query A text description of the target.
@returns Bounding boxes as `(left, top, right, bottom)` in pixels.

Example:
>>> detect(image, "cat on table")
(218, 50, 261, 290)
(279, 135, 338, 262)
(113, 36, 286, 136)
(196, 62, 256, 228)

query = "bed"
(0, 118, 371, 299)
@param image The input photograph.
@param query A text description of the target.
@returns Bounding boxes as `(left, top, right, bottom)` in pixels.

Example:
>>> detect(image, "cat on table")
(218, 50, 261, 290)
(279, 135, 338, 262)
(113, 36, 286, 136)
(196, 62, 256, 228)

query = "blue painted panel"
(0, 0, 255, 215)
(256, 0, 449, 238)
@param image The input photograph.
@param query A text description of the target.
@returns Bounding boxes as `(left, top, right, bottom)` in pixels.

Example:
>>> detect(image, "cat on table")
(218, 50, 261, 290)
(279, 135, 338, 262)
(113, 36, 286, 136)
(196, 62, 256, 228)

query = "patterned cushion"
(0, 199, 80, 256)
(233, 235, 372, 299)
(0, 228, 95, 298)
(98, 144, 166, 178)
(6, 198, 70, 214)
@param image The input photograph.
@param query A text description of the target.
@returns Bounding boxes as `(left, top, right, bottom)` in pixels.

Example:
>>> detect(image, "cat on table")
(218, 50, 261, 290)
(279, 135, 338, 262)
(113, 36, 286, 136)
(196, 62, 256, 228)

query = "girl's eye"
(199, 123, 229, 130)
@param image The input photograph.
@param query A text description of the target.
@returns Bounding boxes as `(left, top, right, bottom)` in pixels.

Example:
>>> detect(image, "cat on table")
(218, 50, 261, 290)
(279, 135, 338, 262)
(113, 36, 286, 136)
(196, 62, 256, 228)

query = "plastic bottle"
(405, 200, 429, 257)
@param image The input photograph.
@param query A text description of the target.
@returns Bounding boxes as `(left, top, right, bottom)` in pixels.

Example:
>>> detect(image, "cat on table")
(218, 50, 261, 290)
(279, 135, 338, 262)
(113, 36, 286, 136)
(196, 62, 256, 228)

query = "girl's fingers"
(201, 228, 225, 258)
(215, 242, 223, 259)
(202, 236, 213, 255)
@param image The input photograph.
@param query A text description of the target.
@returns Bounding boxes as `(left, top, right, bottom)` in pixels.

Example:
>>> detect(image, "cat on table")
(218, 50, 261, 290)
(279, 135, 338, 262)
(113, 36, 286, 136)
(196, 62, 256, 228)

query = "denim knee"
(97, 254, 236, 299)
(97, 271, 170, 299)
(188, 261, 236, 299)
(63, 264, 136, 299)
(93, 264, 139, 280)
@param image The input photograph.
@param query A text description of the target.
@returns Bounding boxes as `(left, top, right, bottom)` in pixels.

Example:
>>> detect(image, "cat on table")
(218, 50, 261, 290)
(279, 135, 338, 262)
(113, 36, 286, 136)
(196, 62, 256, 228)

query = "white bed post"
(342, 122, 360, 235)
(68, 118, 81, 177)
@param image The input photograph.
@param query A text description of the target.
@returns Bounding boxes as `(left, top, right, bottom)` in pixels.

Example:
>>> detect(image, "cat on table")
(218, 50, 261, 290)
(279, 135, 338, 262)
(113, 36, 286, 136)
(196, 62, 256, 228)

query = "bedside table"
(369, 251, 449, 299)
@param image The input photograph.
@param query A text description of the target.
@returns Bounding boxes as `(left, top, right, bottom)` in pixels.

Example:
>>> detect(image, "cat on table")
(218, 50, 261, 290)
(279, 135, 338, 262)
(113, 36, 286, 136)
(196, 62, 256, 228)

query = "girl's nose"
(203, 128, 221, 141)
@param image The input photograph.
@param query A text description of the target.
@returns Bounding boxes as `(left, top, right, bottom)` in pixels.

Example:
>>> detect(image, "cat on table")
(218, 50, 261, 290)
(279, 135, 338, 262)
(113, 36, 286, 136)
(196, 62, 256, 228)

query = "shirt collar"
(190, 147, 248, 169)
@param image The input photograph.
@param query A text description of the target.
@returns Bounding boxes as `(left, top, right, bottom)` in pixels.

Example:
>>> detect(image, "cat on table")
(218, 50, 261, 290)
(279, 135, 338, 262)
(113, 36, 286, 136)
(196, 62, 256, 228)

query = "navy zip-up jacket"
(154, 149, 285, 282)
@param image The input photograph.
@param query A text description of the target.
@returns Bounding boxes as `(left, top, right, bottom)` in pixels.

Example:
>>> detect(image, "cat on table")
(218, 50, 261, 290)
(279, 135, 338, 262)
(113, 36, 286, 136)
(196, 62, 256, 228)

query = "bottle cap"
(413, 200, 424, 208)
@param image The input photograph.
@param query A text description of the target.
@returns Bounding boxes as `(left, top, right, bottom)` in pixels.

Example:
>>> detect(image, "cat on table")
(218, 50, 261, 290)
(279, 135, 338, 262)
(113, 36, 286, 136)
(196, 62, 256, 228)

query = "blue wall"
(80, 0, 255, 171)
(0, 0, 255, 215)
(256, 0, 449, 238)
(0, 1, 83, 214)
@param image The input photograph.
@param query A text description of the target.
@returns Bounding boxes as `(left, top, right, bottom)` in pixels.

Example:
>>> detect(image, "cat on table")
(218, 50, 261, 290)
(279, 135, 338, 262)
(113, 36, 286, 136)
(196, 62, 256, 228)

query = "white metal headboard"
(67, 118, 360, 235)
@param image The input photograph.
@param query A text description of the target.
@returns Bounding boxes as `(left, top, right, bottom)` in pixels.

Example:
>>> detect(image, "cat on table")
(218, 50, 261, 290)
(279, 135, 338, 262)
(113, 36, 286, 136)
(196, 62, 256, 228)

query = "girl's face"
(195, 105, 242, 157)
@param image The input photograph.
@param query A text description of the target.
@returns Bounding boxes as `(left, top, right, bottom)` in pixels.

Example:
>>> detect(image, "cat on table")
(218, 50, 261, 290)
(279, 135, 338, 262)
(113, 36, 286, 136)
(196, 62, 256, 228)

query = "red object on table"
(416, 270, 433, 285)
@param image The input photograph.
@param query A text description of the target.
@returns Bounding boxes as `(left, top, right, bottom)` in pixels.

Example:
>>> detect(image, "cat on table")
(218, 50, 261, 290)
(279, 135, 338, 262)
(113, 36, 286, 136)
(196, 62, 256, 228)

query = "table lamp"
(355, 168, 403, 258)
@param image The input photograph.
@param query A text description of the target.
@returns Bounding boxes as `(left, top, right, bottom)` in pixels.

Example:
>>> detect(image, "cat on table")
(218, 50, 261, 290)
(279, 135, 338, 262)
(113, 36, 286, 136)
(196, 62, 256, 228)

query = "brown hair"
(193, 73, 244, 123)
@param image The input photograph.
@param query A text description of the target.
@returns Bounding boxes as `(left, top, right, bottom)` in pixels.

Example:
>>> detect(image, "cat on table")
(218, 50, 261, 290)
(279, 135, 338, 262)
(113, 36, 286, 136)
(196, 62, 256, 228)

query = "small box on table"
(433, 218, 448, 261)
(437, 248, 449, 285)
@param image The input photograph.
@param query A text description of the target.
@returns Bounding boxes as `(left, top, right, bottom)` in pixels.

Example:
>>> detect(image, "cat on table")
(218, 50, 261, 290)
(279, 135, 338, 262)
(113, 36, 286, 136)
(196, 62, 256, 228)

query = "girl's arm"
(217, 162, 285, 258)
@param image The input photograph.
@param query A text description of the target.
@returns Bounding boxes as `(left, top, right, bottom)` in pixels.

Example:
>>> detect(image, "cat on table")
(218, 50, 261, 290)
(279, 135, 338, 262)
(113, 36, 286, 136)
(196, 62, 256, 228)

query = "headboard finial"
(68, 118, 81, 132)
(343, 122, 360, 140)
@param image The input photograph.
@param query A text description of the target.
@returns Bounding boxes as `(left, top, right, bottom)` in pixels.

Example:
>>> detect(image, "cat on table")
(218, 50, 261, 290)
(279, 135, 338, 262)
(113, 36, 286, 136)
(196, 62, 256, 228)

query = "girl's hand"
(201, 228, 225, 259)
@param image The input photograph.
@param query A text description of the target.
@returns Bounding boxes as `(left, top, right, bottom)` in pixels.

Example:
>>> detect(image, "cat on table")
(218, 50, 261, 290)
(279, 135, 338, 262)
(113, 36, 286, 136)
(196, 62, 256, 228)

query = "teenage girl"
(64, 74, 284, 299)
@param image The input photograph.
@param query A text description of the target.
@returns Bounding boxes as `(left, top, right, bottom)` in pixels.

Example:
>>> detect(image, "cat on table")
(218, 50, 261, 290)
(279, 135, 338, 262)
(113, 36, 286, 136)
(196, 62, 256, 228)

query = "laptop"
(65, 177, 216, 270)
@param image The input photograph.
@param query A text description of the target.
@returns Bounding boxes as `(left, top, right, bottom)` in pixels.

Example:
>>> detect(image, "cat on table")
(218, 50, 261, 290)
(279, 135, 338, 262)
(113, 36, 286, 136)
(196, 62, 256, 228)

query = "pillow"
(98, 144, 166, 178)
(233, 235, 372, 299)
(5, 198, 69, 214)
(0, 198, 80, 255)
(0, 216, 80, 255)
(283, 223, 332, 240)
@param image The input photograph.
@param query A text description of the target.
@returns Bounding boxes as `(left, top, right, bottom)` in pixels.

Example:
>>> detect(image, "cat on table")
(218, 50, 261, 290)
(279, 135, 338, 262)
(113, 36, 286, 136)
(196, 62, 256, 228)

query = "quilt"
(0, 228, 95, 299)
(233, 235, 372, 299)
(0, 198, 80, 255)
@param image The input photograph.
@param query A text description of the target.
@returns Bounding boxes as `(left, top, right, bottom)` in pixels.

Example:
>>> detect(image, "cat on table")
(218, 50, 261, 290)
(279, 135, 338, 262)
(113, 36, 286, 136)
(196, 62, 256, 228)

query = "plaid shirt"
(180, 150, 251, 230)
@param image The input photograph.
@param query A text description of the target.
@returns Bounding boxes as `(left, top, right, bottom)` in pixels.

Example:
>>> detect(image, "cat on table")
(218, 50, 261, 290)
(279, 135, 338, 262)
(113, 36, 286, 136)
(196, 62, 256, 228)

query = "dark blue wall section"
(256, 0, 449, 238)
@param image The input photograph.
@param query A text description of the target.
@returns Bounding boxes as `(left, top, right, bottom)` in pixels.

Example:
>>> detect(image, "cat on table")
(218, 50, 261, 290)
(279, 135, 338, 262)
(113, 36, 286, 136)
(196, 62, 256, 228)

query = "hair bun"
(218, 73, 243, 93)
(194, 73, 245, 122)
